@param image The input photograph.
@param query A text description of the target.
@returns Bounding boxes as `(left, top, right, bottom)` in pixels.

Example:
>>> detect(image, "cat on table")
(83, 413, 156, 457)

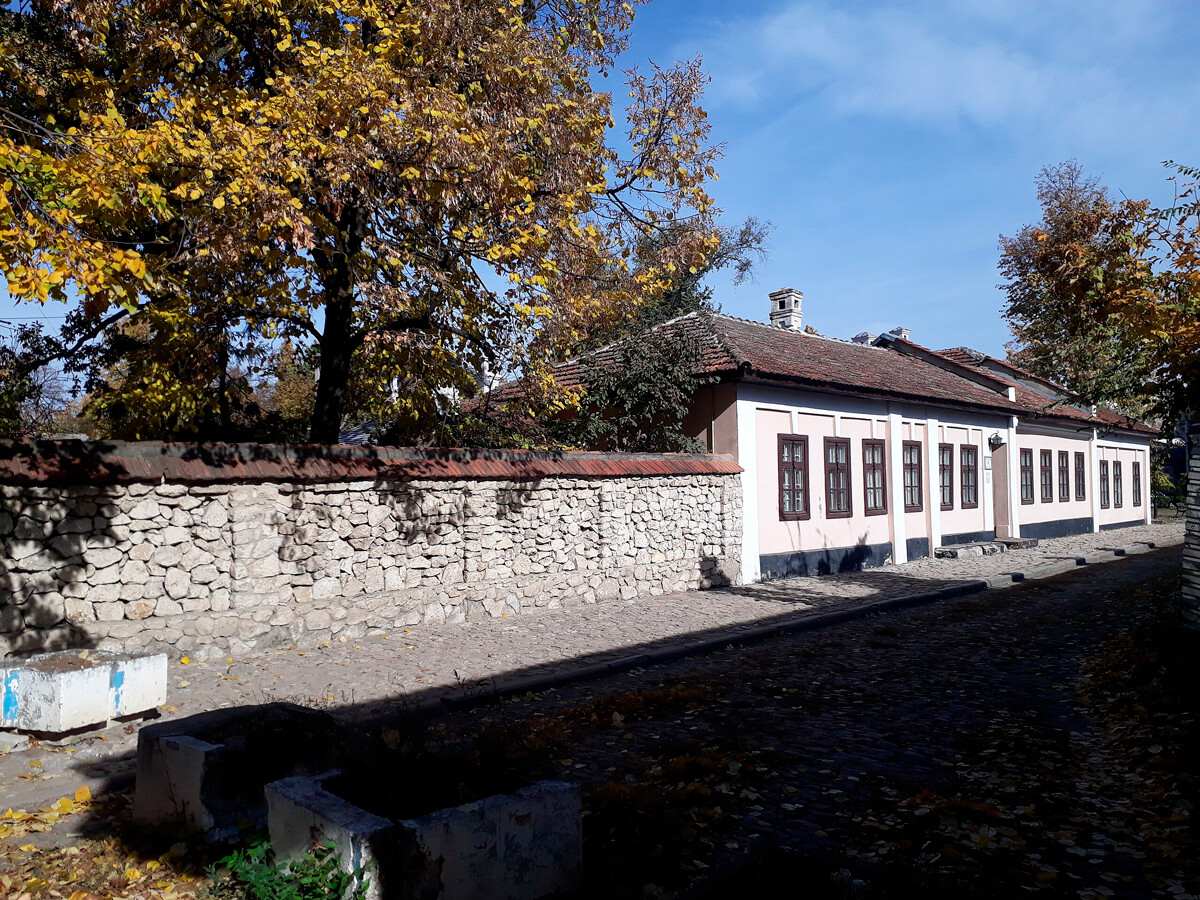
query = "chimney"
(851, 331, 877, 345)
(769, 287, 803, 331)
(888, 326, 911, 341)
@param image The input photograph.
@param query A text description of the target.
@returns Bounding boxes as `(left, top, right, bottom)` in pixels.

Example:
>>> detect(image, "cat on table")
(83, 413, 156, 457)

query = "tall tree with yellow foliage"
(1, 0, 722, 441)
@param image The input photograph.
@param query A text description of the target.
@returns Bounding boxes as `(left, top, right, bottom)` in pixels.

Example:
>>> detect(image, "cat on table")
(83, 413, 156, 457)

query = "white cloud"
(688, 0, 1197, 146)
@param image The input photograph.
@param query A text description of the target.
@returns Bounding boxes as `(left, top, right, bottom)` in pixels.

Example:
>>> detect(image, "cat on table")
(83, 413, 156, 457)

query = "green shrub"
(209, 840, 367, 900)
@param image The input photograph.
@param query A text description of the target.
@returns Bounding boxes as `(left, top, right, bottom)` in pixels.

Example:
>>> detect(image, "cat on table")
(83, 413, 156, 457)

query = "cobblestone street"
(0, 522, 1181, 816)
(163, 521, 1183, 717)
(0, 526, 1192, 899)
(422, 542, 1193, 898)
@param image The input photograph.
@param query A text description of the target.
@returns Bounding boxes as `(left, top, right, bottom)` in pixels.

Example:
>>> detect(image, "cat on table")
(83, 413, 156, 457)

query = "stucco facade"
(543, 294, 1156, 585)
(722, 387, 1151, 582)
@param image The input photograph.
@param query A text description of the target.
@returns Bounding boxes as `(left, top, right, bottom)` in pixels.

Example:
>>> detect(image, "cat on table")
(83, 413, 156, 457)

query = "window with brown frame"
(824, 438, 852, 518)
(1020, 449, 1034, 504)
(1099, 460, 1110, 508)
(777, 435, 810, 521)
(1058, 451, 1070, 502)
(1040, 449, 1053, 502)
(863, 439, 887, 515)
(1133, 461, 1142, 506)
(939, 443, 954, 510)
(1075, 451, 1086, 501)
(961, 445, 979, 509)
(1113, 460, 1123, 508)
(903, 441, 923, 512)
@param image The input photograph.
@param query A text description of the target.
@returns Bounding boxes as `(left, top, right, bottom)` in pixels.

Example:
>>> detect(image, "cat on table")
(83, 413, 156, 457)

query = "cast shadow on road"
(47, 547, 1177, 898)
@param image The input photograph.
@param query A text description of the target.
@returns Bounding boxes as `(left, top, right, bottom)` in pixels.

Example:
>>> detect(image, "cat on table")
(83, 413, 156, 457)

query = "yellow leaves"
(0, 787, 92, 840)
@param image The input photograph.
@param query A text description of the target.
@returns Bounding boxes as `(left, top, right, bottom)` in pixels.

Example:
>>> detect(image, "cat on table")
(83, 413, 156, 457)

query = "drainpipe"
(927, 413, 942, 551)
(887, 410, 907, 564)
(1007, 416, 1021, 538)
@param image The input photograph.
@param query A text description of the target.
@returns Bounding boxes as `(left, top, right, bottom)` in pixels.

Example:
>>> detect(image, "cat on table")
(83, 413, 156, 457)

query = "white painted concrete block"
(267, 773, 392, 900)
(111, 652, 168, 718)
(402, 780, 583, 900)
(133, 704, 338, 840)
(133, 733, 222, 834)
(1, 652, 114, 733)
(266, 774, 582, 900)
(0, 650, 167, 734)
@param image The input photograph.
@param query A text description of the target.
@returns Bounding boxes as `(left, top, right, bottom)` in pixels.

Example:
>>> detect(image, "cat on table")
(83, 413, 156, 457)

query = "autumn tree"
(1000, 161, 1200, 429)
(1, 0, 723, 442)
(548, 217, 768, 451)
(998, 161, 1157, 417)
(570, 216, 769, 350)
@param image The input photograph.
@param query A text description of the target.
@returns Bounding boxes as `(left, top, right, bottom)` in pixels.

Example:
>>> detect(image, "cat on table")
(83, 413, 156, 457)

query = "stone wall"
(1, 443, 742, 658)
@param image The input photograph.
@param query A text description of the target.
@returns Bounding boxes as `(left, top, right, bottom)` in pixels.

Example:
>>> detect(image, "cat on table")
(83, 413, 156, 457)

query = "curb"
(432, 536, 1184, 714)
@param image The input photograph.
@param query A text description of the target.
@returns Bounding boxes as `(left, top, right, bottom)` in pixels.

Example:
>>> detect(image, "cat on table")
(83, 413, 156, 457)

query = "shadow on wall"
(1, 440, 126, 656)
(266, 478, 544, 609)
(758, 532, 883, 579)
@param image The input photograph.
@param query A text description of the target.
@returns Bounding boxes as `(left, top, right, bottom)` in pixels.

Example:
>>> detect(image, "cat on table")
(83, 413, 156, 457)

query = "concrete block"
(402, 780, 582, 900)
(0, 731, 30, 753)
(133, 704, 337, 840)
(134, 733, 222, 833)
(0, 649, 163, 733)
(111, 652, 168, 718)
(267, 774, 581, 900)
(267, 774, 393, 899)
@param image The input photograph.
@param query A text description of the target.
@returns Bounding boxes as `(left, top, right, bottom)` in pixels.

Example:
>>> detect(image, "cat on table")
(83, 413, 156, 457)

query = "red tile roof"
(0, 441, 741, 486)
(505, 313, 1155, 436)
(540, 313, 1024, 416)
(931, 347, 1156, 435)
(711, 316, 1025, 414)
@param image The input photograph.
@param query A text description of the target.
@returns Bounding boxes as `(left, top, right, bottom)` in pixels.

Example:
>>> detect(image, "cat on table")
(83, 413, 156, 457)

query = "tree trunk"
(216, 338, 231, 437)
(309, 286, 355, 444)
(308, 203, 365, 444)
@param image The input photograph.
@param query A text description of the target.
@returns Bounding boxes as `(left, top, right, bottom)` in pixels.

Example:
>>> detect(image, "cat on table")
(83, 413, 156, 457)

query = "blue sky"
(616, 0, 1200, 354)
(3, 0, 1198, 358)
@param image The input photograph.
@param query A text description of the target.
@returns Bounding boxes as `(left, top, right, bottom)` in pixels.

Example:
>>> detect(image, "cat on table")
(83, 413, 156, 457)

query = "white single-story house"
(558, 287, 1156, 583)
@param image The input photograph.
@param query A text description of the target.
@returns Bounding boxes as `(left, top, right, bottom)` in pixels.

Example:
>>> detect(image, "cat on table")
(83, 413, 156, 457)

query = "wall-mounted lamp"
(988, 433, 1005, 450)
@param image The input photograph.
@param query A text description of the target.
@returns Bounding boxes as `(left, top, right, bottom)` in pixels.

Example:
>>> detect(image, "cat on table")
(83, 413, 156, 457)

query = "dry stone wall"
(1, 446, 741, 659)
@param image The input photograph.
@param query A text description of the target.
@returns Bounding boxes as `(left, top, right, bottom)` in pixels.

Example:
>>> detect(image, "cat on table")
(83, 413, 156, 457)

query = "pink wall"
(1097, 442, 1150, 527)
(901, 421, 930, 541)
(1015, 431, 1094, 527)
(755, 409, 892, 556)
(937, 424, 989, 539)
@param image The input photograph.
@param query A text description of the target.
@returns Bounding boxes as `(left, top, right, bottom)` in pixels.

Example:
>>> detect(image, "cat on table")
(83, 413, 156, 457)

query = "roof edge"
(876, 335, 1015, 396)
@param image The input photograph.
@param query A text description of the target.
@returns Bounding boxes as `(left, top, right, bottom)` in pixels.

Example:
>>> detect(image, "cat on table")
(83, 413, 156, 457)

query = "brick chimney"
(769, 287, 803, 331)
